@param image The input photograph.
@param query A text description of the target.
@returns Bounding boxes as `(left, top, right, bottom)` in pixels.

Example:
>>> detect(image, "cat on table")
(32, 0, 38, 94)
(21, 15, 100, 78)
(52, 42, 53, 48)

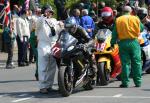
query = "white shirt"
(16, 17, 30, 41)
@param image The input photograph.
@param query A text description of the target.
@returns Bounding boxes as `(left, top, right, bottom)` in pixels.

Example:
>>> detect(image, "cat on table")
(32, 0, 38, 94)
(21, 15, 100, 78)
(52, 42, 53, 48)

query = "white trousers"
(38, 52, 57, 89)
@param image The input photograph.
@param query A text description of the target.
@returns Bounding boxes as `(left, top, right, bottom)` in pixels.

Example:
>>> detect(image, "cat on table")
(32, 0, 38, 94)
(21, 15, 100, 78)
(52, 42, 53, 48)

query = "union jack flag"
(0, 0, 11, 27)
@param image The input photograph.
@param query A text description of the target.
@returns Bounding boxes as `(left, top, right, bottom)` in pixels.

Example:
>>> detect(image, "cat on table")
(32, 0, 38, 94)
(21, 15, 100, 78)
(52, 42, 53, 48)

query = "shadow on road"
(0, 91, 64, 98)
(0, 80, 35, 83)
(94, 86, 120, 88)
(0, 60, 18, 63)
(0, 86, 89, 98)
(142, 89, 150, 91)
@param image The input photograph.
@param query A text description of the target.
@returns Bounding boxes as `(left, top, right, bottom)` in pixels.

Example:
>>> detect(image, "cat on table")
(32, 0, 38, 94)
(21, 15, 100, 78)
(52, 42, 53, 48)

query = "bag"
(45, 20, 56, 36)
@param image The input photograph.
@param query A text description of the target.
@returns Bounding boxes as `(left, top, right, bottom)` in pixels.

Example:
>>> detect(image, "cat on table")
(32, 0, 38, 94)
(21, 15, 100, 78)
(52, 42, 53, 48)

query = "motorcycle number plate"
(51, 42, 61, 58)
(95, 43, 106, 51)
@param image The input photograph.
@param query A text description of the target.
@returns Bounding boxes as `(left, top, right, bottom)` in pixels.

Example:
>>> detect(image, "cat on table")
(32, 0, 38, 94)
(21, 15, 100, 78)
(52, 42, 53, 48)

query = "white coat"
(35, 16, 62, 89)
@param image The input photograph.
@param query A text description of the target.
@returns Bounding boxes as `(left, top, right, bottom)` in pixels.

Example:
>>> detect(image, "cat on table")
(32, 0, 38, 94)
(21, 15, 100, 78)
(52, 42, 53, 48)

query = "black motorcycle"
(52, 31, 94, 97)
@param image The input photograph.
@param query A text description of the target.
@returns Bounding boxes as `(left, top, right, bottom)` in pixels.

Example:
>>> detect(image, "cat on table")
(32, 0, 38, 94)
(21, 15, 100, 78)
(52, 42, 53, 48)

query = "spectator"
(29, 7, 41, 80)
(27, 10, 36, 64)
(12, 5, 20, 16)
(12, 5, 20, 36)
(82, 0, 91, 11)
(3, 19, 16, 69)
(72, 9, 81, 26)
(80, 9, 95, 38)
(78, 3, 85, 12)
(89, 2, 97, 15)
(98, 1, 105, 17)
(111, 6, 143, 88)
(137, 7, 149, 24)
(89, 10, 98, 23)
(16, 10, 30, 66)
(54, 0, 66, 20)
(35, 5, 62, 94)
(116, 2, 124, 17)
(145, 0, 150, 6)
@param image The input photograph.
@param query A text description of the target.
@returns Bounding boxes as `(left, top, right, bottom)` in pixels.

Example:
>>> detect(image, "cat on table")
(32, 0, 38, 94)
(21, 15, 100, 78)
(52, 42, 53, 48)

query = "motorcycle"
(52, 31, 94, 97)
(93, 29, 122, 86)
(138, 29, 150, 73)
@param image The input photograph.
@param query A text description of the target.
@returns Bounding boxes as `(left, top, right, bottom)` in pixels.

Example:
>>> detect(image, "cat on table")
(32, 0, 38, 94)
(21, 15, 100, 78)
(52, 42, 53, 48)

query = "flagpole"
(96, 0, 98, 16)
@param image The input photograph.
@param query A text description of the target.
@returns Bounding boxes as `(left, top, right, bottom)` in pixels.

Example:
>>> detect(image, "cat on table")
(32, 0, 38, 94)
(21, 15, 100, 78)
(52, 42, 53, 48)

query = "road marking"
(12, 96, 34, 103)
(70, 95, 150, 99)
(113, 94, 122, 97)
(18, 94, 28, 97)
(0, 94, 8, 97)
(0, 95, 4, 98)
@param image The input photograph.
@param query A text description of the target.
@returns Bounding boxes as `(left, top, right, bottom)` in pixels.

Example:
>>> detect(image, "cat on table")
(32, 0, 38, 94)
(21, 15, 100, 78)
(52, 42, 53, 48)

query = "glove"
(107, 44, 114, 51)
(78, 44, 85, 49)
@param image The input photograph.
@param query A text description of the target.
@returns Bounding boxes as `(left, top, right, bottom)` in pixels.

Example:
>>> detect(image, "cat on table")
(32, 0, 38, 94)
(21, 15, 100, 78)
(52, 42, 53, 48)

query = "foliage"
(0, 29, 3, 37)
(92, 0, 123, 9)
(0, 29, 2, 33)
(32, 0, 125, 17)
(39, 0, 80, 17)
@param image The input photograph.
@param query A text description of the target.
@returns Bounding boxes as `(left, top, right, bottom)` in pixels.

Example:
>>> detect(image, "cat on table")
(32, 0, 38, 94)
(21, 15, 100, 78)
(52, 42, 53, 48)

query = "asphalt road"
(0, 52, 150, 103)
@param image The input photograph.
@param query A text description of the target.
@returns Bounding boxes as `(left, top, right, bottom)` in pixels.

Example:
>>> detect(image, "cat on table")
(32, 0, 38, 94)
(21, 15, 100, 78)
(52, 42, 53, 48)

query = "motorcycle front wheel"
(97, 62, 109, 86)
(58, 66, 73, 97)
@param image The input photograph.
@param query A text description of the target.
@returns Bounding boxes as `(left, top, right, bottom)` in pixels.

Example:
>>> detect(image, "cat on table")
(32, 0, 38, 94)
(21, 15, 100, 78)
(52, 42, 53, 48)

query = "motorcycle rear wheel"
(58, 66, 73, 97)
(146, 69, 150, 74)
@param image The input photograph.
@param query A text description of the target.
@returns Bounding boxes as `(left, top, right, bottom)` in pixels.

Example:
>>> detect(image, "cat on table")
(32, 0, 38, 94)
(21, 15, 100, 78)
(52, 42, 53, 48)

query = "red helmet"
(101, 7, 113, 17)
(101, 7, 114, 24)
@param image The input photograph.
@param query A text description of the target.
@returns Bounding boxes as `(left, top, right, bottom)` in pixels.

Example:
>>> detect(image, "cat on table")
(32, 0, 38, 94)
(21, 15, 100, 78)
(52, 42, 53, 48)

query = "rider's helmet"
(137, 7, 148, 21)
(101, 7, 114, 24)
(64, 17, 77, 33)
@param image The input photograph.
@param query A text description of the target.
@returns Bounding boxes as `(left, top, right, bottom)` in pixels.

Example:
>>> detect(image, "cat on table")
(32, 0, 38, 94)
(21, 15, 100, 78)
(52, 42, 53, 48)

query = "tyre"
(146, 69, 150, 74)
(58, 66, 73, 97)
(116, 74, 121, 81)
(97, 62, 109, 86)
(141, 50, 145, 71)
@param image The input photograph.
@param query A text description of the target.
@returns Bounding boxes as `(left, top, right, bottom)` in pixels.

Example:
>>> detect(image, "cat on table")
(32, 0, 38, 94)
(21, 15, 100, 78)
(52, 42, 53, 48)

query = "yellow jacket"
(116, 15, 141, 40)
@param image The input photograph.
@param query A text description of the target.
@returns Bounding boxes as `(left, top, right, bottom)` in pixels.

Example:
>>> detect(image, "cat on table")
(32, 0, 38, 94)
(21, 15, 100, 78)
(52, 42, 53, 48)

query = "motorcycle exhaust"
(75, 69, 87, 87)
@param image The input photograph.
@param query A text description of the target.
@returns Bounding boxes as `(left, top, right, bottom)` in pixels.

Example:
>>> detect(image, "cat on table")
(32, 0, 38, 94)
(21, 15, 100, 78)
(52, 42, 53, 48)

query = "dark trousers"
(16, 35, 29, 64)
(1, 32, 6, 52)
(29, 45, 36, 62)
(6, 42, 14, 65)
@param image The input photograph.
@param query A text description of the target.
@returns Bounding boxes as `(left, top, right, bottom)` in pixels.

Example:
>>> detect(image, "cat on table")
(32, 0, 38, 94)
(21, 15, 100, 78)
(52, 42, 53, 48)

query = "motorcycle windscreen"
(95, 29, 112, 41)
(59, 31, 78, 51)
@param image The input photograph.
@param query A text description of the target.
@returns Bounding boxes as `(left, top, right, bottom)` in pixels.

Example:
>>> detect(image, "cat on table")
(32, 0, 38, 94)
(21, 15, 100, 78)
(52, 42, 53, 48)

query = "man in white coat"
(35, 5, 63, 94)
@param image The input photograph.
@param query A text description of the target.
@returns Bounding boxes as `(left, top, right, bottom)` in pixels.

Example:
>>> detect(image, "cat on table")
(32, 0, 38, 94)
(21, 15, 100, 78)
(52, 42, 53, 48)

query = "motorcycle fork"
(67, 60, 74, 83)
(98, 57, 111, 72)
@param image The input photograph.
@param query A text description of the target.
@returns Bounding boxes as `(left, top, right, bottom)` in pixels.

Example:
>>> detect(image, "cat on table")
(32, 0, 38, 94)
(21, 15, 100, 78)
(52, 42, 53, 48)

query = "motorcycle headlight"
(67, 46, 74, 51)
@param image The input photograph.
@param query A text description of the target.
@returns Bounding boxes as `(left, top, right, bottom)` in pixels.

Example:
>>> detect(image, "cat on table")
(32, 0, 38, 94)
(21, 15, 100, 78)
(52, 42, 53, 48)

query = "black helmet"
(64, 17, 77, 28)
(64, 17, 77, 33)
(137, 8, 148, 20)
